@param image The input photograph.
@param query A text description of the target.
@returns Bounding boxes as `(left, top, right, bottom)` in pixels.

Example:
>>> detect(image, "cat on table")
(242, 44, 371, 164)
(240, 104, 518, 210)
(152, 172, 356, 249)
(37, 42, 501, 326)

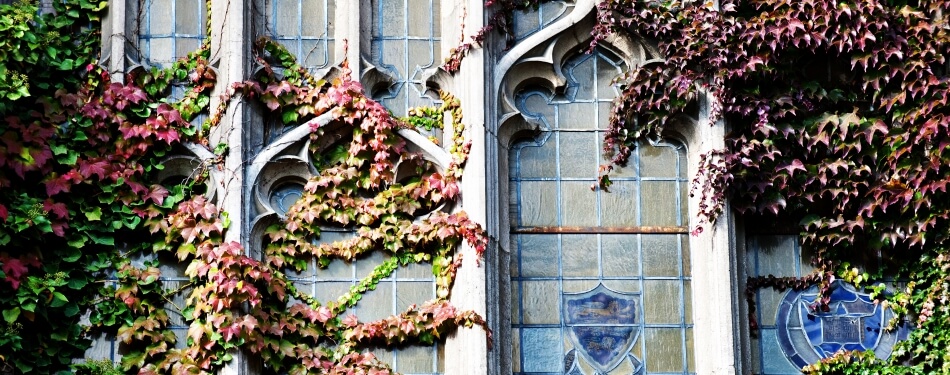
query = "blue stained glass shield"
(776, 280, 911, 369)
(563, 284, 641, 373)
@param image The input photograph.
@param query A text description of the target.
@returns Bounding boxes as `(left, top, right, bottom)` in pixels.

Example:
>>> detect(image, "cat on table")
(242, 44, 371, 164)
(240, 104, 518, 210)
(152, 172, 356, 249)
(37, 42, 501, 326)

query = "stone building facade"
(86, 0, 908, 374)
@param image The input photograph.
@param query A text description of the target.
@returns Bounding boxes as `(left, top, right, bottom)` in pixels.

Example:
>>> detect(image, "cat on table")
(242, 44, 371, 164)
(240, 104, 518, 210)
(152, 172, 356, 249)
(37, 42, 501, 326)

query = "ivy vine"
(0, 0, 487, 374)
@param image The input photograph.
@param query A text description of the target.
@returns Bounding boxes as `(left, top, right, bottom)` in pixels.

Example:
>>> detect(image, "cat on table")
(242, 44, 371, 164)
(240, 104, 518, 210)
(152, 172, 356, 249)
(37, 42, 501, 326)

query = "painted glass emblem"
(563, 284, 642, 374)
(776, 280, 910, 369)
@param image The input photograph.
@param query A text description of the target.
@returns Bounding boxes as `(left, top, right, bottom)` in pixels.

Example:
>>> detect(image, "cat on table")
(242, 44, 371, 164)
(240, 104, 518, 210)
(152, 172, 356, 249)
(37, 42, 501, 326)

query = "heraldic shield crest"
(563, 284, 642, 374)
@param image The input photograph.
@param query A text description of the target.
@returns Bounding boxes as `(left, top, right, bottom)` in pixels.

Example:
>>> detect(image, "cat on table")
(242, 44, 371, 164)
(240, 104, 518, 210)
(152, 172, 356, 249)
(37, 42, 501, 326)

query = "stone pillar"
(208, 0, 250, 372)
(105, 0, 125, 83)
(443, 0, 489, 374)
(685, 89, 740, 374)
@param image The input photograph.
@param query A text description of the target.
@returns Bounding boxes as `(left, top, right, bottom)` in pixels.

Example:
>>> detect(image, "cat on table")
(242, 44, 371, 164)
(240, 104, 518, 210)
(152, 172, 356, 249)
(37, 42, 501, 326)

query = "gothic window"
(249, 132, 446, 374)
(745, 236, 910, 374)
(136, 0, 206, 67)
(508, 50, 694, 375)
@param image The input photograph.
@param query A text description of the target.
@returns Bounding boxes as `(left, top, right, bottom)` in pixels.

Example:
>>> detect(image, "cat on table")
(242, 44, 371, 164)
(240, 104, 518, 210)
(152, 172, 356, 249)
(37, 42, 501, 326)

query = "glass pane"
(560, 181, 596, 227)
(521, 328, 562, 372)
(397, 260, 432, 279)
(175, 0, 200, 35)
(275, 0, 298, 36)
(521, 281, 559, 324)
(396, 281, 432, 312)
(641, 181, 679, 226)
(641, 234, 680, 277)
(511, 327, 522, 372)
(355, 281, 392, 322)
(394, 345, 435, 373)
(602, 235, 638, 277)
(558, 132, 597, 178)
(301, 0, 328, 36)
(518, 234, 559, 277)
(643, 280, 682, 324)
(600, 180, 638, 227)
(754, 235, 799, 278)
(557, 102, 597, 130)
(568, 56, 595, 101)
(515, 181, 557, 227)
(561, 234, 598, 277)
(511, 0, 568, 40)
(640, 144, 679, 178)
(379, 0, 405, 36)
(147, 0, 173, 35)
(644, 328, 685, 373)
(515, 136, 557, 178)
(265, 0, 334, 71)
(562, 279, 599, 293)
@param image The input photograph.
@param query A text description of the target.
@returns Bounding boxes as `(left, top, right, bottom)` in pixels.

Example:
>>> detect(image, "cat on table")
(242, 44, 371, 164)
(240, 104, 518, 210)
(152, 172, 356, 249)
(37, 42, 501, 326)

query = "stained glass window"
(369, 0, 441, 116)
(137, 0, 206, 67)
(262, 0, 335, 72)
(746, 236, 910, 374)
(509, 50, 694, 375)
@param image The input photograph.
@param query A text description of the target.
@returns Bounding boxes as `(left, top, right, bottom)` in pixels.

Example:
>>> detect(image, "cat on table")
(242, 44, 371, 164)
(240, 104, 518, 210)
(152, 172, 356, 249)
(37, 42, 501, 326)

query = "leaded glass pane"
(263, 0, 334, 72)
(509, 50, 693, 375)
(370, 0, 440, 116)
(138, 0, 206, 67)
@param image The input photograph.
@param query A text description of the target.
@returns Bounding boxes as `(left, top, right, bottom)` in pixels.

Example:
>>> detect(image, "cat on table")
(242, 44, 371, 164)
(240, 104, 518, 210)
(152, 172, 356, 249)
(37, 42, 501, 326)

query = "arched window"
(508, 50, 694, 374)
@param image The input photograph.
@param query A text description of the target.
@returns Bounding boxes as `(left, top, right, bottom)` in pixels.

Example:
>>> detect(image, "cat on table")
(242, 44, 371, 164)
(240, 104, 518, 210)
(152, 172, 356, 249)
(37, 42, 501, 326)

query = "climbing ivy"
(0, 0, 487, 374)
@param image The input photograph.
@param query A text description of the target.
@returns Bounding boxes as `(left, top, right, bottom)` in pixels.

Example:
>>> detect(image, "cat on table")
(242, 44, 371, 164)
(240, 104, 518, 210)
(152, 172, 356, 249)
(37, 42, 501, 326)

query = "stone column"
(105, 0, 125, 83)
(685, 89, 741, 375)
(208, 0, 250, 372)
(443, 0, 489, 374)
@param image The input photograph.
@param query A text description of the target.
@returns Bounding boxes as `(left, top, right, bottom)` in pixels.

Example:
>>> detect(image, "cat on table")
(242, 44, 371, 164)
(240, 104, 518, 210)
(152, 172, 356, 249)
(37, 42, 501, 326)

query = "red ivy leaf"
(44, 175, 72, 196)
(78, 159, 110, 180)
(146, 184, 169, 205)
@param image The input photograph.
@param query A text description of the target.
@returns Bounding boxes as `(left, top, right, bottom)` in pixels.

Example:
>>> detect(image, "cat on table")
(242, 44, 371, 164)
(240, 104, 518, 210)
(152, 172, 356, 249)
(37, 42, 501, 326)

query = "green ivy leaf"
(3, 307, 20, 323)
(50, 292, 69, 307)
(84, 207, 102, 221)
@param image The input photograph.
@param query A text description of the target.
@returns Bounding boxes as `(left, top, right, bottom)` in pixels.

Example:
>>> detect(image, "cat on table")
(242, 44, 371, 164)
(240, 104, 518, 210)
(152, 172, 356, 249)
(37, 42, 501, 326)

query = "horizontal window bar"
(512, 226, 688, 234)
(512, 276, 692, 281)
(510, 177, 688, 182)
(512, 323, 694, 329)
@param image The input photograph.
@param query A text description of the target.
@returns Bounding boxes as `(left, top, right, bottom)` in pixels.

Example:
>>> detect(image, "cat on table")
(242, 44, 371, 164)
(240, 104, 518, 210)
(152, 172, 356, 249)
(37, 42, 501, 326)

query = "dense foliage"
(0, 0, 487, 374)
(588, 0, 950, 373)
